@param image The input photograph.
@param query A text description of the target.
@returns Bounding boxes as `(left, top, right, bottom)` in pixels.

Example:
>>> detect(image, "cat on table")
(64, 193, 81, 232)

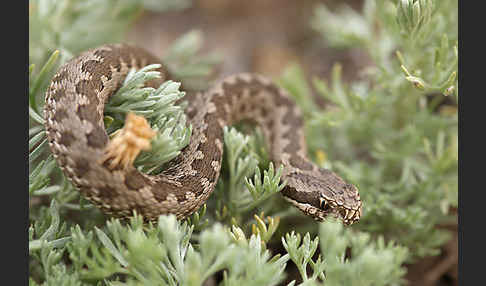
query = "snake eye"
(320, 198, 330, 211)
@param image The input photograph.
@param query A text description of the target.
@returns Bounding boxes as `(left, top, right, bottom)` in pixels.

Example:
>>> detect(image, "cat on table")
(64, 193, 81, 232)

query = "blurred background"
(128, 0, 369, 86)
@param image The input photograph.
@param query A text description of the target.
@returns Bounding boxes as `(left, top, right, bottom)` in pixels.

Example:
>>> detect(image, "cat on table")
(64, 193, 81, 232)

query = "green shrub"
(29, 0, 457, 285)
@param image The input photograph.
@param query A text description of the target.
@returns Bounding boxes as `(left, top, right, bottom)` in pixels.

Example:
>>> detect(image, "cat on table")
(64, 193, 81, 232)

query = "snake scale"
(44, 44, 362, 225)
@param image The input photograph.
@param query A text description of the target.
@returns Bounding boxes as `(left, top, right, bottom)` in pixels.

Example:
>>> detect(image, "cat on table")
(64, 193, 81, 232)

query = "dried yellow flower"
(102, 112, 157, 170)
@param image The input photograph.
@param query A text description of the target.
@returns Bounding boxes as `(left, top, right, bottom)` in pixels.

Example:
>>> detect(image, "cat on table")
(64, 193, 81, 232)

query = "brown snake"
(44, 44, 362, 225)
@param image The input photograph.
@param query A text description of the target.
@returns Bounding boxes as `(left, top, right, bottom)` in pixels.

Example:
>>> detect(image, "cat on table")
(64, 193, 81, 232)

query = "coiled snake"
(44, 44, 362, 225)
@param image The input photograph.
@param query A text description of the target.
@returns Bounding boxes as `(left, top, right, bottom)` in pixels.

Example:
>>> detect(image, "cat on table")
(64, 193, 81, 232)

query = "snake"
(44, 43, 362, 225)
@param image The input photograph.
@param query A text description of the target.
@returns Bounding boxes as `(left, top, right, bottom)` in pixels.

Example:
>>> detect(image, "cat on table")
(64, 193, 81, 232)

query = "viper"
(44, 44, 362, 225)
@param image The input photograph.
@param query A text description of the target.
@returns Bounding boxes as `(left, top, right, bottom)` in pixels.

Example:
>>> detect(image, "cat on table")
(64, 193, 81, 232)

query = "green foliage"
(29, 0, 192, 66)
(34, 211, 288, 285)
(163, 30, 221, 90)
(29, 155, 57, 196)
(31, 204, 406, 285)
(230, 213, 281, 247)
(212, 127, 285, 223)
(29, 200, 70, 253)
(29, 0, 457, 284)
(316, 221, 408, 286)
(282, 221, 408, 286)
(29, 200, 74, 285)
(245, 163, 286, 210)
(283, 232, 320, 282)
(292, 0, 457, 260)
(29, 49, 59, 175)
(104, 64, 192, 174)
(223, 126, 260, 195)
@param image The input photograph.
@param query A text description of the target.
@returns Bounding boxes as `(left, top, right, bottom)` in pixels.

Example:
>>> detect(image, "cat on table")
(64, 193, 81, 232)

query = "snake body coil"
(44, 44, 362, 224)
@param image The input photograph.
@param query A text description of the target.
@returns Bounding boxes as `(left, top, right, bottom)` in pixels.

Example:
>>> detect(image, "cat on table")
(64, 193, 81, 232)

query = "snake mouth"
(335, 205, 361, 225)
(321, 206, 360, 225)
(283, 197, 361, 225)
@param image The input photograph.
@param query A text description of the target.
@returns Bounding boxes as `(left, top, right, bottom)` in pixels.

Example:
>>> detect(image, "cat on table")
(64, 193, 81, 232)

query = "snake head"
(281, 168, 362, 225)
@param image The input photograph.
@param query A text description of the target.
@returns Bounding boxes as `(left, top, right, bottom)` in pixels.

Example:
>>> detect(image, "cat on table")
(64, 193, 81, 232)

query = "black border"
(10, 1, 29, 285)
(458, 0, 481, 285)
